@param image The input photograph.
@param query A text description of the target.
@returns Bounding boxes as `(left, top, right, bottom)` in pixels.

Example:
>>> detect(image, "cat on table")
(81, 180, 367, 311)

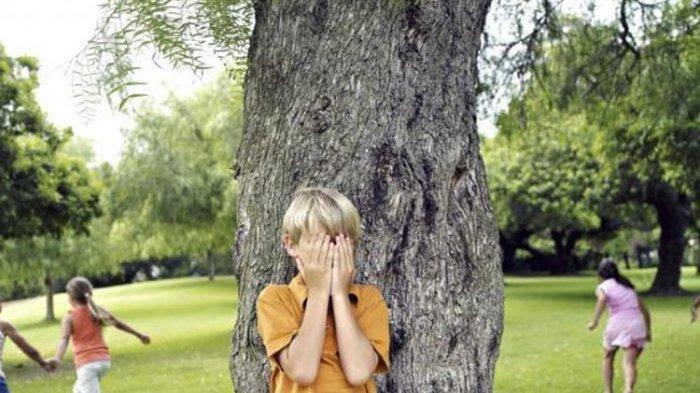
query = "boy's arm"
(0, 321, 48, 369)
(256, 234, 333, 385)
(587, 290, 607, 330)
(275, 292, 329, 386)
(331, 235, 380, 386)
(105, 312, 150, 344)
(332, 295, 378, 386)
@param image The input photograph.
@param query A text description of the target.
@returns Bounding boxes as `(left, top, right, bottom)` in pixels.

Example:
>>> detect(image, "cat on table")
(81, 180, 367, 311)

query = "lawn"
(2, 269, 698, 392)
(496, 267, 700, 392)
(1, 277, 238, 393)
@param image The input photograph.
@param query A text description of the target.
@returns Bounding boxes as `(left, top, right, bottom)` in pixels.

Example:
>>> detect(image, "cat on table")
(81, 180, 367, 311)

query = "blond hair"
(281, 187, 362, 246)
(66, 277, 113, 326)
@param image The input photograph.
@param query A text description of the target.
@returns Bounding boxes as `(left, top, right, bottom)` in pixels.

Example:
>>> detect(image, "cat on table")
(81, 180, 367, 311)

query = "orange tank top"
(70, 306, 110, 368)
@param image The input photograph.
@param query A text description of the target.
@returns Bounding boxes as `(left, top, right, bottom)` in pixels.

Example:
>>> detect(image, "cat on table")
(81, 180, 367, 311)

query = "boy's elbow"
(282, 360, 319, 387)
(344, 368, 372, 387)
(346, 373, 370, 387)
(288, 368, 318, 387)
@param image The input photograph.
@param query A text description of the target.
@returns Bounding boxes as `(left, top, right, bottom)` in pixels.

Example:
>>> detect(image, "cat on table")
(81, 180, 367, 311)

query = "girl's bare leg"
(623, 346, 641, 393)
(603, 348, 617, 393)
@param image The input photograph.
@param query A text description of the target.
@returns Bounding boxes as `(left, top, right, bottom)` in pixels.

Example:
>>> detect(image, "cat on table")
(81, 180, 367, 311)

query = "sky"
(0, 0, 220, 166)
(0, 1, 619, 166)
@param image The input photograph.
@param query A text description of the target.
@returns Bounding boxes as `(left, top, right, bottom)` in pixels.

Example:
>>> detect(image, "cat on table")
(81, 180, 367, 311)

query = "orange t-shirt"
(70, 306, 110, 368)
(256, 275, 390, 393)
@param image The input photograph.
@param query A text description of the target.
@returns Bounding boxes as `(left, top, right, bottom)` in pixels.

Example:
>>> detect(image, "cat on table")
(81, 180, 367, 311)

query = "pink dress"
(596, 279, 647, 350)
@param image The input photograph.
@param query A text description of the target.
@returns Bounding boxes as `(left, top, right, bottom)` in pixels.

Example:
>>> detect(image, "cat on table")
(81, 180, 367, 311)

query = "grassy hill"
(2, 268, 698, 392)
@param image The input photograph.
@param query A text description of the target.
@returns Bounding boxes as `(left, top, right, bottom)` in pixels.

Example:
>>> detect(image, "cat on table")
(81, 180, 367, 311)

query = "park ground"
(1, 269, 698, 392)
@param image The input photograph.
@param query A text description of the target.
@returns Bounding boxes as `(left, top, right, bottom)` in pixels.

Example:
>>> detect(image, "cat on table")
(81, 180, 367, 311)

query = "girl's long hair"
(66, 277, 113, 326)
(598, 259, 635, 289)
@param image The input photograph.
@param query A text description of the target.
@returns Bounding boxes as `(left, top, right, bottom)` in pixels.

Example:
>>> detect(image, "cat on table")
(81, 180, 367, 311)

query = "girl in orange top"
(48, 277, 150, 393)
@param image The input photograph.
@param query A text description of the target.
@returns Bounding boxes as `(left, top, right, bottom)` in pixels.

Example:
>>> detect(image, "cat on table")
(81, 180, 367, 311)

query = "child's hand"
(40, 359, 52, 373)
(691, 305, 698, 324)
(139, 333, 151, 345)
(646, 332, 652, 342)
(46, 358, 60, 372)
(587, 321, 598, 331)
(297, 234, 333, 296)
(331, 234, 355, 297)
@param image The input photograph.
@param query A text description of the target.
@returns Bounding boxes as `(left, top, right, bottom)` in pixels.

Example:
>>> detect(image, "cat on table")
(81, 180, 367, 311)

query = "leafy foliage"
(105, 74, 243, 262)
(72, 0, 252, 115)
(0, 45, 101, 240)
(485, 1, 699, 276)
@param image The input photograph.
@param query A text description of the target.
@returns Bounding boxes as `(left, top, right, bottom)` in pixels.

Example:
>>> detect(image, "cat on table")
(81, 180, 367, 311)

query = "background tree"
(0, 45, 100, 240)
(483, 102, 613, 273)
(0, 137, 110, 321)
(106, 76, 243, 280)
(483, 2, 698, 293)
(0, 44, 102, 319)
(86, 0, 505, 391)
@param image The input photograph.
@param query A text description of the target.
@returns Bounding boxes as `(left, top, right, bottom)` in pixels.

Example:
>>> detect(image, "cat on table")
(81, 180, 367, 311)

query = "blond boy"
(256, 187, 390, 392)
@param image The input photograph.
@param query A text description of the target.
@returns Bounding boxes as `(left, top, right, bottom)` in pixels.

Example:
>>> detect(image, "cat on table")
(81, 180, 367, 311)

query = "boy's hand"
(587, 320, 597, 331)
(331, 234, 355, 297)
(297, 234, 333, 296)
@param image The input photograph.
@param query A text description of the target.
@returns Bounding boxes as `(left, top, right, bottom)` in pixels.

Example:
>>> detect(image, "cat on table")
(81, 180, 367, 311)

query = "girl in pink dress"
(588, 260, 651, 393)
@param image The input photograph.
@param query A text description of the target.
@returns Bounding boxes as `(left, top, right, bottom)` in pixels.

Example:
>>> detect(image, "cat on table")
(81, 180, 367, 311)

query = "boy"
(256, 187, 390, 392)
(0, 300, 53, 393)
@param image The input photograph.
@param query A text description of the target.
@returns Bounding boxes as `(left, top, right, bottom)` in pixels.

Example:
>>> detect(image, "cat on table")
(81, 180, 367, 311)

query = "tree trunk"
(550, 230, 580, 274)
(230, 1, 502, 392)
(499, 229, 530, 272)
(44, 271, 55, 322)
(647, 184, 690, 295)
(207, 250, 215, 281)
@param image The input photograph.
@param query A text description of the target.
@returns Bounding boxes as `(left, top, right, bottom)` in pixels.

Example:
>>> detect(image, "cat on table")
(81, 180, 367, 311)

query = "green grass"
(1, 277, 238, 393)
(496, 267, 700, 393)
(2, 269, 698, 392)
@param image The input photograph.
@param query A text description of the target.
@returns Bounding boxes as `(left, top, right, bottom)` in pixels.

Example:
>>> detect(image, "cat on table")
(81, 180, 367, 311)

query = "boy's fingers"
(340, 236, 349, 269)
(312, 233, 324, 265)
(320, 235, 331, 267)
(335, 239, 342, 265)
(330, 243, 338, 270)
(343, 235, 353, 268)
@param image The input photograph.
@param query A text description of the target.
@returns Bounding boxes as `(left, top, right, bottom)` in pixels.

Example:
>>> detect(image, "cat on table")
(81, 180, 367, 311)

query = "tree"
(596, 3, 699, 293)
(479, 0, 699, 294)
(106, 76, 242, 280)
(483, 104, 613, 273)
(504, 4, 698, 293)
(230, 2, 503, 390)
(0, 44, 101, 319)
(0, 137, 113, 321)
(89, 1, 505, 391)
(0, 45, 100, 240)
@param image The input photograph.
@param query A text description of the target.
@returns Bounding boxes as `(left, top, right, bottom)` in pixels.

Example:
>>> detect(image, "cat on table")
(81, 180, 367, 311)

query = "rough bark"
(647, 184, 691, 295)
(44, 271, 55, 322)
(229, 1, 502, 392)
